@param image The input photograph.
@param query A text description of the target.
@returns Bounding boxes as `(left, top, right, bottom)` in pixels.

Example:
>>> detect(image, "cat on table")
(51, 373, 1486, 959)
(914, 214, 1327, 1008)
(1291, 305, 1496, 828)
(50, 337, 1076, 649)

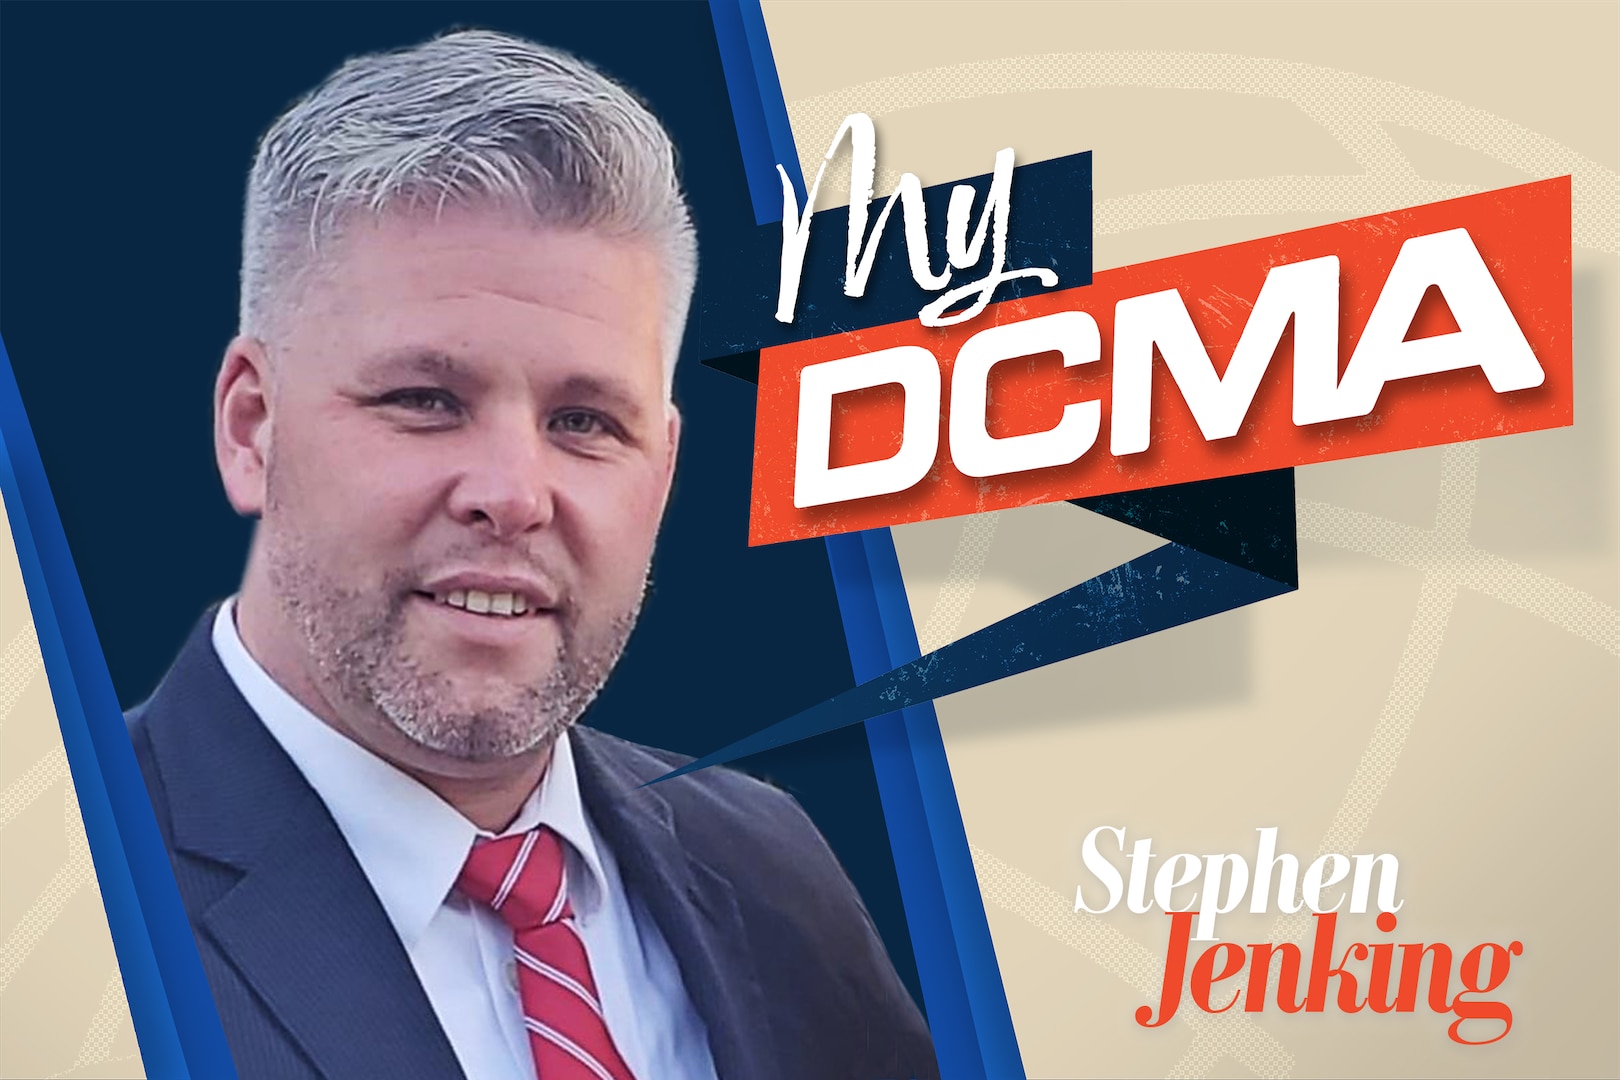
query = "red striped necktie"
(458, 828, 638, 1080)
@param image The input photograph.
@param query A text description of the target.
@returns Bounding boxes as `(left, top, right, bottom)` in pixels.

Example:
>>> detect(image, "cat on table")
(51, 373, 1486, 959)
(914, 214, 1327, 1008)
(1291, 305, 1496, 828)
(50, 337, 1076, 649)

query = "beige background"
(762, 1, 1619, 1077)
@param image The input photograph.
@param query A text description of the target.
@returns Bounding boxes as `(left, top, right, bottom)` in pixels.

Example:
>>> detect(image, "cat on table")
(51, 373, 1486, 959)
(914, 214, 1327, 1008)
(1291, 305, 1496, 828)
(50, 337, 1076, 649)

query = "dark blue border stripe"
(857, 530, 1026, 1076)
(0, 334, 238, 1080)
(707, 0, 800, 224)
(825, 536, 983, 1077)
(734, 1, 806, 209)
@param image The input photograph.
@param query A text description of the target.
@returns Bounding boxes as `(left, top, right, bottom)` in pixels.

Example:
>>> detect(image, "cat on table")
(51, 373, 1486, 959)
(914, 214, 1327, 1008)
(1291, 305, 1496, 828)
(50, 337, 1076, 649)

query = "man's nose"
(445, 417, 557, 539)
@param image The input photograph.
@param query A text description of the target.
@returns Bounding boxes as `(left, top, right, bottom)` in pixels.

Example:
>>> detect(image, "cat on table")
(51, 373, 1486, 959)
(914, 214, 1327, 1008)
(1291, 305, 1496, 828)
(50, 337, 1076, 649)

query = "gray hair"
(240, 29, 697, 391)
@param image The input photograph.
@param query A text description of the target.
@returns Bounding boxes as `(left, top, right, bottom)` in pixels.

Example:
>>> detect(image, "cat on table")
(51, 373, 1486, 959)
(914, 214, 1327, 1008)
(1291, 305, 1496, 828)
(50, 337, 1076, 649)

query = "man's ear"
(662, 403, 682, 494)
(215, 335, 273, 516)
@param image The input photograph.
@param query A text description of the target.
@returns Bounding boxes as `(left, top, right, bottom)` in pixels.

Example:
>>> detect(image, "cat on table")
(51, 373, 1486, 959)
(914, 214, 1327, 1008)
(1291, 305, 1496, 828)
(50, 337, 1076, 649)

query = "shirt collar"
(210, 599, 610, 946)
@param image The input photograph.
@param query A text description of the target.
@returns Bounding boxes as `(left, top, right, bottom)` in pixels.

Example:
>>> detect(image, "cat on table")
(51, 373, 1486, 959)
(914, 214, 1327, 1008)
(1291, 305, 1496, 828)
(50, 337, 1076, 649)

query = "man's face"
(234, 209, 677, 763)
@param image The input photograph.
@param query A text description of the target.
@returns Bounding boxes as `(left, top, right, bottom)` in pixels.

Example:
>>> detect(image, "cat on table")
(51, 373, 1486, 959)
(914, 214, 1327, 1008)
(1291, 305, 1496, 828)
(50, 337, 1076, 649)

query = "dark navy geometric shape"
(700, 349, 762, 385)
(1076, 468, 1299, 588)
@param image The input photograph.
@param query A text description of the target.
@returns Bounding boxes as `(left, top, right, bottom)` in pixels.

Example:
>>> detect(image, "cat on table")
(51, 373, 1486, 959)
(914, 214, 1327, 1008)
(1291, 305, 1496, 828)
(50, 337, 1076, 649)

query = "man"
(126, 29, 938, 1080)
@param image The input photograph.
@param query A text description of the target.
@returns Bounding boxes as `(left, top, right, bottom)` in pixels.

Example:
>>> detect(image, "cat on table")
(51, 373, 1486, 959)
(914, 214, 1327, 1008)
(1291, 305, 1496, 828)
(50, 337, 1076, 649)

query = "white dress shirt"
(212, 600, 718, 1080)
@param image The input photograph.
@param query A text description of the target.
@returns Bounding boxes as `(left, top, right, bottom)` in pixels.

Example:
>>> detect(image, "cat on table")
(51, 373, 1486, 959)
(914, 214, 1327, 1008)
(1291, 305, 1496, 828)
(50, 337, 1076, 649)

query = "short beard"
(263, 532, 644, 762)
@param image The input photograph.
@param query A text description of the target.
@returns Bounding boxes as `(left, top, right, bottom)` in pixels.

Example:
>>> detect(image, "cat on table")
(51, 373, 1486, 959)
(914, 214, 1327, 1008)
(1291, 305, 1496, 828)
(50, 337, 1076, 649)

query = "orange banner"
(749, 178, 1571, 545)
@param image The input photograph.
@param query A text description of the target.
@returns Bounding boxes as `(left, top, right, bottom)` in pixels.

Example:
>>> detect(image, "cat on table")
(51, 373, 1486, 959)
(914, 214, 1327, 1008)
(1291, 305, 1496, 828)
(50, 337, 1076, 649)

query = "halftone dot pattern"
(1297, 493, 1620, 657)
(0, 775, 95, 995)
(0, 620, 41, 731)
(0, 745, 67, 830)
(0, 619, 52, 844)
(47, 974, 140, 1079)
(918, 512, 1002, 652)
(785, 52, 1617, 256)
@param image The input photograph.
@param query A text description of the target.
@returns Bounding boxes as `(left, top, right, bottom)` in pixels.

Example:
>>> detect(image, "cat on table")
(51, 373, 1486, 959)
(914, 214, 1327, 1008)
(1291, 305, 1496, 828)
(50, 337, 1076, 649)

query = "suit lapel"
(198, 811, 467, 1080)
(146, 614, 466, 1080)
(571, 729, 776, 1080)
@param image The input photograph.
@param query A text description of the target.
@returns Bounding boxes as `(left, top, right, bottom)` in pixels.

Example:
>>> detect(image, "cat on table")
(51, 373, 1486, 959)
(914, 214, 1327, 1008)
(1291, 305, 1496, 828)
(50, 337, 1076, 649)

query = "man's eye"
(375, 388, 463, 416)
(549, 410, 616, 438)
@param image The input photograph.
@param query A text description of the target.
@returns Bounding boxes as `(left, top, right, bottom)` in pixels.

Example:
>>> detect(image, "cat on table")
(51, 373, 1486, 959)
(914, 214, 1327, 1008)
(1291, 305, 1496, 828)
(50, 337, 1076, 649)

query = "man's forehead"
(329, 207, 655, 272)
(275, 210, 667, 377)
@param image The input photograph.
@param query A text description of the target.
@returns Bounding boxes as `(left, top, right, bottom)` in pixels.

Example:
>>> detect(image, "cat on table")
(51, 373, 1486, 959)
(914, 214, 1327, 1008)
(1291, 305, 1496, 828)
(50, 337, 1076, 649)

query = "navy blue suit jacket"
(128, 613, 939, 1080)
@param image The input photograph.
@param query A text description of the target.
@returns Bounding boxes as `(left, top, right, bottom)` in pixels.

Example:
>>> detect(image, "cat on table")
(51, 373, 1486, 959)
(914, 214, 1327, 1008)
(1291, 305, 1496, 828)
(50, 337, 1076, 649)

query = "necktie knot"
(457, 827, 571, 932)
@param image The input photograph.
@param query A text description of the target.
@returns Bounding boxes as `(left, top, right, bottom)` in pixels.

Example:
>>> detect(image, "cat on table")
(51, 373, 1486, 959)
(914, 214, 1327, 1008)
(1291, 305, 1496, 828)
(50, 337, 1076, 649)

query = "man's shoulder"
(571, 725, 813, 842)
(124, 700, 149, 740)
(124, 699, 173, 826)
(122, 701, 162, 832)
(125, 698, 160, 758)
(572, 726, 939, 1078)
(570, 725, 864, 915)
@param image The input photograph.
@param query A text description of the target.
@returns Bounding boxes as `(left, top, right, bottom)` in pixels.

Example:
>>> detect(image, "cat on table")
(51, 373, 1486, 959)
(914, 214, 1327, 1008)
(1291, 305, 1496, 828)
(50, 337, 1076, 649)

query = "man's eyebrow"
(353, 349, 474, 383)
(556, 374, 649, 423)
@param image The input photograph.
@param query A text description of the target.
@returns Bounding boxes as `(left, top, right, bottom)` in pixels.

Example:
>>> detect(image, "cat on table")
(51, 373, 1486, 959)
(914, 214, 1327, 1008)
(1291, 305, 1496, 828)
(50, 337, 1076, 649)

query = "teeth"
(436, 588, 531, 617)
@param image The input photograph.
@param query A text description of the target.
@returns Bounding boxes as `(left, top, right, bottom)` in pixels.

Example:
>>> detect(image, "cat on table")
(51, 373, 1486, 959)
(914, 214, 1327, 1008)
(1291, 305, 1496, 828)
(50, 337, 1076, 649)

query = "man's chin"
(379, 699, 570, 764)
(360, 663, 574, 761)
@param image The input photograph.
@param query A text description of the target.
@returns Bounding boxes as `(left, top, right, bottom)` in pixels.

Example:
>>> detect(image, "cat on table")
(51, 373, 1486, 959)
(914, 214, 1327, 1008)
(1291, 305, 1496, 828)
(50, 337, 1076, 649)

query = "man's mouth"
(425, 589, 540, 618)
